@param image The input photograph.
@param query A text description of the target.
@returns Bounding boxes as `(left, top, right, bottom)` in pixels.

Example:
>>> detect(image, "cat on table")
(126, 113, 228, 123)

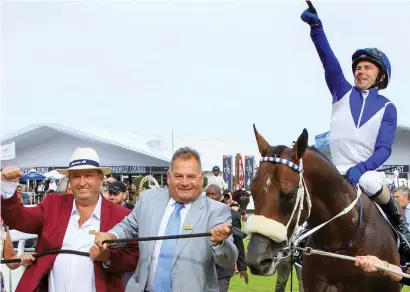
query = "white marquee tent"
(0, 123, 260, 172)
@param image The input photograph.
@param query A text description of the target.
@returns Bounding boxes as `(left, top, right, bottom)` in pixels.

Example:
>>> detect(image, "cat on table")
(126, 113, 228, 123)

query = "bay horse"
(245, 125, 400, 291)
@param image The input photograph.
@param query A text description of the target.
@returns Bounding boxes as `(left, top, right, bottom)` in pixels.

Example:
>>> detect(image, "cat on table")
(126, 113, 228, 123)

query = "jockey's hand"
(300, 8, 320, 26)
(239, 270, 249, 284)
(346, 165, 364, 187)
(210, 224, 231, 245)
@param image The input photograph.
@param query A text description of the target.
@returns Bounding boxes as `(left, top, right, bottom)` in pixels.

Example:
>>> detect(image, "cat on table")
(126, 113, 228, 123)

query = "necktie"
(152, 202, 185, 292)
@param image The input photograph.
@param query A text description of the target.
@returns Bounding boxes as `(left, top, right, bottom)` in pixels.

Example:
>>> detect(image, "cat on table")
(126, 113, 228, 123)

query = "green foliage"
(132, 176, 149, 191)
(203, 176, 208, 189)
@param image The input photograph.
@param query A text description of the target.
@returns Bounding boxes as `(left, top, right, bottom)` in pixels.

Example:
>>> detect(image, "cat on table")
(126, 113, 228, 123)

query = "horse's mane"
(307, 145, 333, 164)
(267, 144, 337, 172)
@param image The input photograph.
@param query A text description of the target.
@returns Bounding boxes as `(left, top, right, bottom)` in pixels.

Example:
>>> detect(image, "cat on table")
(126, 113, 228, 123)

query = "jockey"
(207, 166, 227, 192)
(300, 6, 410, 253)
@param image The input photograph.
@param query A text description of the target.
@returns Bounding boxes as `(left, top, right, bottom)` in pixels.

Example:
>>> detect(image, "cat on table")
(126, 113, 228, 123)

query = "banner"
(379, 165, 409, 173)
(244, 156, 255, 191)
(1, 141, 16, 160)
(222, 155, 233, 191)
(235, 153, 244, 190)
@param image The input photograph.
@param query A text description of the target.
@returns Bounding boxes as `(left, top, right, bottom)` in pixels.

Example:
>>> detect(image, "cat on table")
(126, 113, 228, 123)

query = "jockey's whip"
(1, 226, 247, 264)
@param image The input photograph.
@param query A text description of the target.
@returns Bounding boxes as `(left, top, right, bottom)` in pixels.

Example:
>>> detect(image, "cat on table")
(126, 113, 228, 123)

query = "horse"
(244, 125, 400, 291)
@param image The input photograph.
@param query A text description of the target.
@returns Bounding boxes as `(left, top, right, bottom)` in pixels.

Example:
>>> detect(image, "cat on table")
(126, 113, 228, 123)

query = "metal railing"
(0, 230, 38, 292)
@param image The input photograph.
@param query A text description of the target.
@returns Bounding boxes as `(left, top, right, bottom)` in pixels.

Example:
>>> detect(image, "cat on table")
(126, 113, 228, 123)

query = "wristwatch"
(103, 259, 111, 268)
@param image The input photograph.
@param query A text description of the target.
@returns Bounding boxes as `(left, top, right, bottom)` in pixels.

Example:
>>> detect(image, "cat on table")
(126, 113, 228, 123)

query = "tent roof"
(1, 123, 260, 171)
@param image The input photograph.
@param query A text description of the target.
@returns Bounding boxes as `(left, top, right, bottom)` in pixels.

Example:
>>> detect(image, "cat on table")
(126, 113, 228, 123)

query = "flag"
(1, 141, 16, 160)
(222, 155, 233, 191)
(244, 156, 255, 191)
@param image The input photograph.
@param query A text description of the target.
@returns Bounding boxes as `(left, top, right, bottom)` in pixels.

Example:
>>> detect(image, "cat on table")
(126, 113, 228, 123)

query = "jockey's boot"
(376, 188, 410, 254)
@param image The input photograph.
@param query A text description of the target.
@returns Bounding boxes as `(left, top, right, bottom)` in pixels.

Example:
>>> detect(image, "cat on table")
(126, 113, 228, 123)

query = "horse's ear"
(253, 124, 270, 157)
(291, 128, 308, 162)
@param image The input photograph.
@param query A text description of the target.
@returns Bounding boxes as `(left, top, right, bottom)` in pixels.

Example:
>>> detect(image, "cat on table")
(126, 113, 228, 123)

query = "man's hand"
(89, 243, 110, 262)
(209, 224, 231, 245)
(354, 255, 382, 273)
(18, 253, 36, 268)
(93, 232, 117, 249)
(239, 270, 249, 284)
(1, 166, 23, 182)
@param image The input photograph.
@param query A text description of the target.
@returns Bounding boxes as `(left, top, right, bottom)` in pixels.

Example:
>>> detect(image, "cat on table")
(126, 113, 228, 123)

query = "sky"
(1, 1, 409, 152)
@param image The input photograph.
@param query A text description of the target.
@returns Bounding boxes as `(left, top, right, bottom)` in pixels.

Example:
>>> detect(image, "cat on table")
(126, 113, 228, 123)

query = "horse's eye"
(280, 190, 295, 201)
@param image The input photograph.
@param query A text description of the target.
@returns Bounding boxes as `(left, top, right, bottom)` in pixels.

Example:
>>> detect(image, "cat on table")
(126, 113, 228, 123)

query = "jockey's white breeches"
(359, 171, 389, 197)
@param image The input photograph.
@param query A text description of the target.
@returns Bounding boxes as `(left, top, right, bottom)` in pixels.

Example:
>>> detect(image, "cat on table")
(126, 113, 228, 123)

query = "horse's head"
(245, 124, 309, 276)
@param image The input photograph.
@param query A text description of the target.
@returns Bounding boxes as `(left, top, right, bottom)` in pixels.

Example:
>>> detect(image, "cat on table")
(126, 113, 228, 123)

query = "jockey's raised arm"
(300, 1, 409, 257)
(301, 8, 351, 103)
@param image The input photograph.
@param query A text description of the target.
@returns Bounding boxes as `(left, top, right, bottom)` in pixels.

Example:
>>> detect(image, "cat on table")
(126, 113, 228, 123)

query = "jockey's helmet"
(352, 48, 391, 90)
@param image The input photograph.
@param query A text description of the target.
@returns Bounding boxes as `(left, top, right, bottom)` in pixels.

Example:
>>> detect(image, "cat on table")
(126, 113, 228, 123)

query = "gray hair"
(394, 186, 410, 198)
(170, 147, 202, 173)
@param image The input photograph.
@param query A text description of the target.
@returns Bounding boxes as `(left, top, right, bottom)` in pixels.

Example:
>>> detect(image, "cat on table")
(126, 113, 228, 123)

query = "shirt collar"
(361, 89, 369, 98)
(72, 194, 102, 220)
(168, 196, 192, 211)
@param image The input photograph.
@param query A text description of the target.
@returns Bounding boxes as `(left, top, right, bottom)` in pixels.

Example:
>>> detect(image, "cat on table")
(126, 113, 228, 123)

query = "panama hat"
(56, 147, 112, 176)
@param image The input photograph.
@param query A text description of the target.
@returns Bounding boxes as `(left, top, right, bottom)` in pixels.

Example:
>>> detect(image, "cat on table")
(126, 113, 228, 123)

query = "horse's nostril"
(260, 258, 273, 268)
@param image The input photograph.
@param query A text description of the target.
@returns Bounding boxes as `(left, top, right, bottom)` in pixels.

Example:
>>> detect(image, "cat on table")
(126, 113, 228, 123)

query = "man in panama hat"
(1, 147, 139, 292)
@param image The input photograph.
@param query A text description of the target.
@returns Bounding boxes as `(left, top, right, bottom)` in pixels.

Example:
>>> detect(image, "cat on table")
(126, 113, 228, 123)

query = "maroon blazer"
(1, 193, 139, 292)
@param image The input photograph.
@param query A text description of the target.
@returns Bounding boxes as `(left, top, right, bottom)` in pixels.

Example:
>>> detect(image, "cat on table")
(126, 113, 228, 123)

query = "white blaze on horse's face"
(264, 176, 272, 194)
(266, 177, 272, 187)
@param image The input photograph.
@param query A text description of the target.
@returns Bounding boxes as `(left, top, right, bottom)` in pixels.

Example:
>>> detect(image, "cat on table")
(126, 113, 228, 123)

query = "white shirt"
(48, 182, 57, 191)
(49, 195, 102, 292)
(206, 175, 227, 191)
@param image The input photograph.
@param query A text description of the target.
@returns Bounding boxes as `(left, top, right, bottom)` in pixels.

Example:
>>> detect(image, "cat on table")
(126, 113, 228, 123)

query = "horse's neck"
(304, 154, 359, 246)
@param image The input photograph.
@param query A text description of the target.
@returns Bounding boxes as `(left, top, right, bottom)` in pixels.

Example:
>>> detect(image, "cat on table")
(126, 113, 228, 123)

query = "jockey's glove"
(346, 165, 364, 187)
(300, 9, 320, 26)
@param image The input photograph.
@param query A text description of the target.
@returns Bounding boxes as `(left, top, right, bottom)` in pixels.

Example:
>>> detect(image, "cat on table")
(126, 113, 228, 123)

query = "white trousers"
(359, 170, 388, 197)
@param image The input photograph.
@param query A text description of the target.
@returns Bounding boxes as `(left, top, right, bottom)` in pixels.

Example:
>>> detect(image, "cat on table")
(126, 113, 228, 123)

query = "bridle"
(259, 156, 312, 243)
(257, 155, 362, 248)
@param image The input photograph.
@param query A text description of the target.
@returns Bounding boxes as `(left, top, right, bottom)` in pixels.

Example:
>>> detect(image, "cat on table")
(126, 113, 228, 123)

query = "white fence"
(0, 230, 38, 292)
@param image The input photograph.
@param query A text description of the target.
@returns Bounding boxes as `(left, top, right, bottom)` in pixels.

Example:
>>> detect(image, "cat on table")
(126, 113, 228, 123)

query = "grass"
(229, 240, 410, 292)
(229, 239, 299, 292)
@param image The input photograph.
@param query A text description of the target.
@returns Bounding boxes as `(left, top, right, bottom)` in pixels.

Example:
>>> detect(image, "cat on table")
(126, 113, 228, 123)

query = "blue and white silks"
(310, 23, 398, 195)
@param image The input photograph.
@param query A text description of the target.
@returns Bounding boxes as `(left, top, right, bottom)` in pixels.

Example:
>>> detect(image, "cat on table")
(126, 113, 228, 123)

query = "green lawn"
(229, 240, 410, 292)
